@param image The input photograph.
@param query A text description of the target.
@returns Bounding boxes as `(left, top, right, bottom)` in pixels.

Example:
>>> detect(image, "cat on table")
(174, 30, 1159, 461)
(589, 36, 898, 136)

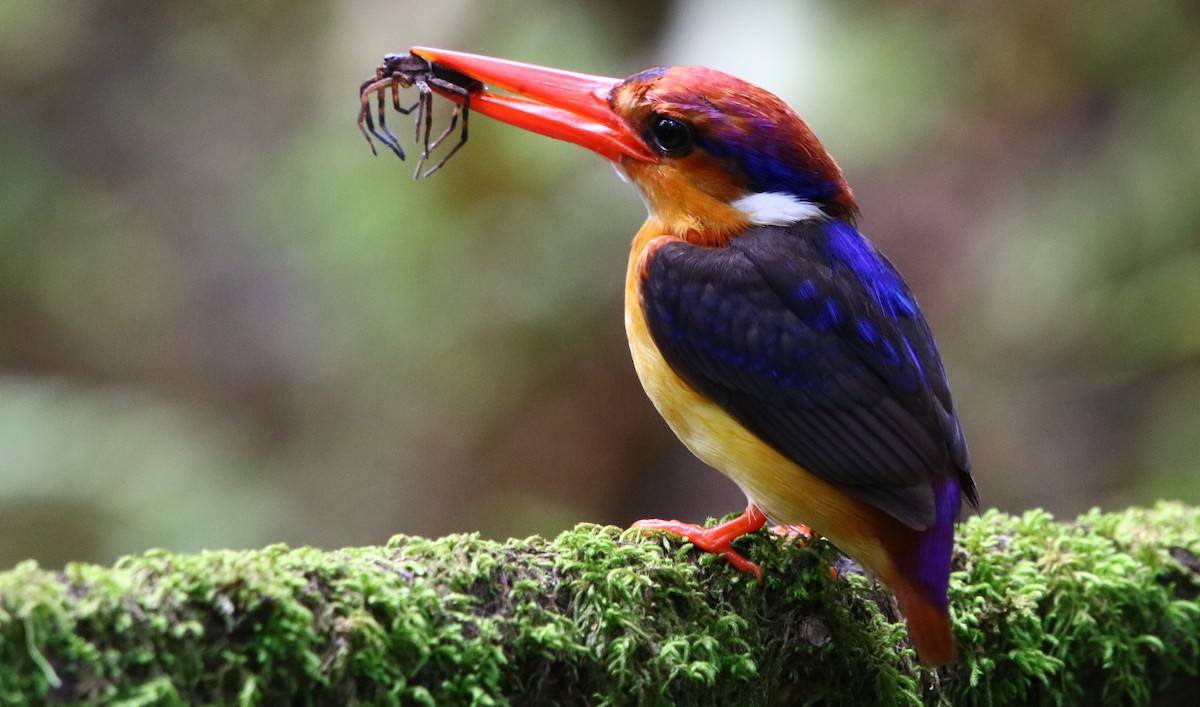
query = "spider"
(358, 53, 482, 178)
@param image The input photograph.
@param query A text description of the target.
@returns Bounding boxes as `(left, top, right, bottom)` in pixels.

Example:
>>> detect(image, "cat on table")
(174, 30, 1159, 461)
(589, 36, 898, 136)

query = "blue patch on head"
(624, 67, 670, 85)
(697, 130, 844, 204)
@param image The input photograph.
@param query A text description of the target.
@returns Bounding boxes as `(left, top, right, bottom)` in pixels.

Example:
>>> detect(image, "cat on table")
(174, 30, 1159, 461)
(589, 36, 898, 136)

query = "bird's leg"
(632, 504, 769, 579)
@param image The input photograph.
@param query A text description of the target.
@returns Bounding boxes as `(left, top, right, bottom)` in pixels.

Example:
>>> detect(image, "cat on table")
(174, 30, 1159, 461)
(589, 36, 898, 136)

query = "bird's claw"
(630, 505, 770, 579)
(768, 523, 812, 546)
(632, 518, 763, 579)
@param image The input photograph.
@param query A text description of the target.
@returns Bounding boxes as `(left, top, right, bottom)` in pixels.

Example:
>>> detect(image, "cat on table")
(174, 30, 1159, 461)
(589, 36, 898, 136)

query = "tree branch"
(2, 504, 1198, 705)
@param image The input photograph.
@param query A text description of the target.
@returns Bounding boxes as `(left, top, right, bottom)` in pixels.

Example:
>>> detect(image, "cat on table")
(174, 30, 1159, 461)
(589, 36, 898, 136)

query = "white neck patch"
(732, 192, 827, 225)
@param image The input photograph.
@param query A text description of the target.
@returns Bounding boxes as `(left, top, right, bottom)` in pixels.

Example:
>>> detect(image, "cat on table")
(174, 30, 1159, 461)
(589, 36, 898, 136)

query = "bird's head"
(413, 48, 857, 242)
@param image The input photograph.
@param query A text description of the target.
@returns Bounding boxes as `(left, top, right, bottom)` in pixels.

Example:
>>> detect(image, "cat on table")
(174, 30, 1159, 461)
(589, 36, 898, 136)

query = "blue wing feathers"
(641, 220, 977, 528)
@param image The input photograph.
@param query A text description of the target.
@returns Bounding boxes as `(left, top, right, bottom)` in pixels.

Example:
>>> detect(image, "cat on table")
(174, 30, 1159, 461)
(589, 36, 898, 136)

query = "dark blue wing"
(639, 220, 976, 529)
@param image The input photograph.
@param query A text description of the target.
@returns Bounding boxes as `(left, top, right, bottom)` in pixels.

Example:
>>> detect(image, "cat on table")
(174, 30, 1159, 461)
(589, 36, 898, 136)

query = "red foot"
(632, 505, 769, 579)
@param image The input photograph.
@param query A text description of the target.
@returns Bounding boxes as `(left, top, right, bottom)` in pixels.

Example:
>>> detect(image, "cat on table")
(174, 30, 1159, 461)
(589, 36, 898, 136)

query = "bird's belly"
(623, 228, 890, 571)
(624, 291, 823, 523)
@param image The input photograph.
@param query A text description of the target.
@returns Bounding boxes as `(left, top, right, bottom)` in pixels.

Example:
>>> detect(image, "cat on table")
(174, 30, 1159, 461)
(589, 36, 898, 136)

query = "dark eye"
(648, 115, 694, 156)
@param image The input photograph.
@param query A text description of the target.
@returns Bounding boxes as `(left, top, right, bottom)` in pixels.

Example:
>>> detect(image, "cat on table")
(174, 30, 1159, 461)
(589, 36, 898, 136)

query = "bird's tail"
(886, 471, 964, 665)
(891, 578, 955, 665)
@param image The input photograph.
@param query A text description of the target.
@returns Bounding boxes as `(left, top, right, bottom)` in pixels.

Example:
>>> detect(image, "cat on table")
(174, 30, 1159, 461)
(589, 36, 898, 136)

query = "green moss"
(949, 504, 1200, 706)
(1, 504, 1197, 705)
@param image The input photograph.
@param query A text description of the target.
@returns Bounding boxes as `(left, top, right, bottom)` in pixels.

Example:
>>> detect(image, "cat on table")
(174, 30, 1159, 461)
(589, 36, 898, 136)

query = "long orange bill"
(410, 47, 657, 163)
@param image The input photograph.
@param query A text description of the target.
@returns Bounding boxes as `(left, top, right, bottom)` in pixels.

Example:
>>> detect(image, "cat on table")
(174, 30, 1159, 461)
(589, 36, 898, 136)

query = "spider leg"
(425, 80, 469, 153)
(422, 92, 472, 177)
(410, 83, 424, 144)
(413, 84, 437, 178)
(357, 76, 387, 153)
(426, 103, 458, 152)
(357, 99, 379, 156)
(421, 80, 474, 177)
(391, 82, 420, 116)
(373, 78, 404, 156)
(358, 76, 405, 159)
(421, 85, 436, 154)
(355, 75, 408, 158)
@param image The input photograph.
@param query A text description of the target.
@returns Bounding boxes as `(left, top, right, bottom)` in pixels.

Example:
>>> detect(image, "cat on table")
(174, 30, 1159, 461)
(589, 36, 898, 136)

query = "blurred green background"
(2, 0, 1198, 569)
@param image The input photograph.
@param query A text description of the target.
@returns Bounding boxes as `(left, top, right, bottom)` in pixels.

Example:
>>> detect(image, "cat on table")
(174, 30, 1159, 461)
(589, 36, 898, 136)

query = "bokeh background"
(2, 0, 1199, 569)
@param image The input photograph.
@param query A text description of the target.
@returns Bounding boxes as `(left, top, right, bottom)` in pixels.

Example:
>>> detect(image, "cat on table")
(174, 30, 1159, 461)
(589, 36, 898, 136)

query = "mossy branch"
(2, 504, 1198, 706)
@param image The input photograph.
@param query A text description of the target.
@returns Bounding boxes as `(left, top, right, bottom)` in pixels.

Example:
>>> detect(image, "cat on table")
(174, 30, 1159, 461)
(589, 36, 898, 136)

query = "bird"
(401, 47, 979, 665)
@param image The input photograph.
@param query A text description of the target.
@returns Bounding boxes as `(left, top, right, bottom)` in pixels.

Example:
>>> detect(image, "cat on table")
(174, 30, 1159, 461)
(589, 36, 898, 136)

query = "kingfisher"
(398, 47, 979, 665)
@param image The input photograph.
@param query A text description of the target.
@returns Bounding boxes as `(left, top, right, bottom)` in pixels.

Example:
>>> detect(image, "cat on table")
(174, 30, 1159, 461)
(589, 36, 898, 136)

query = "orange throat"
(620, 160, 751, 246)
